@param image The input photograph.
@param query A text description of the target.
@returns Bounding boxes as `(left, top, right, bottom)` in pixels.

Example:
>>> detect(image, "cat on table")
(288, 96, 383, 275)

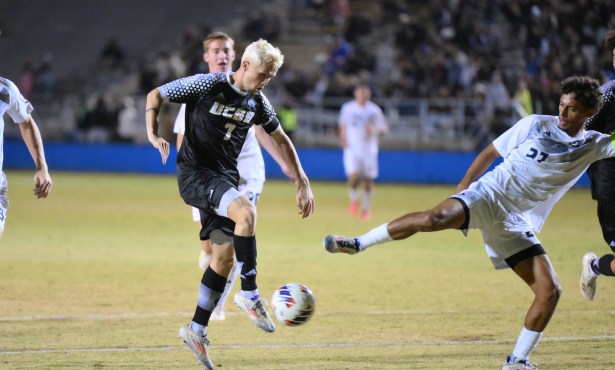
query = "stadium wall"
(3, 140, 590, 186)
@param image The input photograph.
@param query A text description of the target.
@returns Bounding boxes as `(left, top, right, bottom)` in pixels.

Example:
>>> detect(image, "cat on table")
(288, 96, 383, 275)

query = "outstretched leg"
(324, 198, 467, 254)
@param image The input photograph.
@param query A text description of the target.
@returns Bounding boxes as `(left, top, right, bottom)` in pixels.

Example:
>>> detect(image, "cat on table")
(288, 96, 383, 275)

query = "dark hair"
(560, 76, 603, 110)
(605, 29, 615, 52)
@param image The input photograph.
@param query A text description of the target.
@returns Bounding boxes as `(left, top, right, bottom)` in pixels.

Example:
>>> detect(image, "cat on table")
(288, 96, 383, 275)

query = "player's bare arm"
(18, 116, 52, 198)
(455, 143, 500, 193)
(269, 126, 315, 218)
(254, 125, 295, 182)
(145, 88, 170, 164)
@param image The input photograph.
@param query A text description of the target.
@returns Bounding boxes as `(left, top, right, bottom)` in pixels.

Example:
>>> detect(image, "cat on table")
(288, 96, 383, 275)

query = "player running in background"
(146, 39, 315, 369)
(579, 29, 615, 300)
(173, 31, 292, 321)
(338, 83, 387, 221)
(0, 76, 53, 237)
(324, 76, 614, 370)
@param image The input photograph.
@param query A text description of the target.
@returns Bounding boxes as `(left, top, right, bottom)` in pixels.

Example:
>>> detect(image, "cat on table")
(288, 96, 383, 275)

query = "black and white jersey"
(586, 79, 615, 200)
(158, 72, 279, 186)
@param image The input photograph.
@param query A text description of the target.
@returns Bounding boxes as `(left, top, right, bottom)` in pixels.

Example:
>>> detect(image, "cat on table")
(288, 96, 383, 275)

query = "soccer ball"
(271, 283, 316, 326)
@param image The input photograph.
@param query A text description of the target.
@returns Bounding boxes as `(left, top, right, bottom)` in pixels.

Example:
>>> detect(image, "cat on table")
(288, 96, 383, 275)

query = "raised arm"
(18, 116, 52, 198)
(145, 88, 170, 164)
(269, 126, 315, 218)
(455, 143, 501, 193)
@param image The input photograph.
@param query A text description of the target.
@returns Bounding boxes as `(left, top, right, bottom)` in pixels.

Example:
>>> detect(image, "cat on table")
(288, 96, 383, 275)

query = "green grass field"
(0, 171, 613, 369)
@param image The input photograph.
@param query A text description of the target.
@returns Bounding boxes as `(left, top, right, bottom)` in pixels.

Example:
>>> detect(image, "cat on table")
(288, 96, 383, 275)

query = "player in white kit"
(324, 76, 615, 370)
(173, 32, 291, 320)
(0, 76, 53, 237)
(338, 83, 387, 221)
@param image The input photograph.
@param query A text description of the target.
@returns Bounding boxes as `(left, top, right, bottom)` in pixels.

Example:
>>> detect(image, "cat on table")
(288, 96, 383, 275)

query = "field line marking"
(1, 309, 613, 322)
(1, 335, 614, 355)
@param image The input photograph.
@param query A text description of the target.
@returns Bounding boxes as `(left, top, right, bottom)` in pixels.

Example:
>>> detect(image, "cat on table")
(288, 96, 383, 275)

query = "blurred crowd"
(15, 0, 615, 145)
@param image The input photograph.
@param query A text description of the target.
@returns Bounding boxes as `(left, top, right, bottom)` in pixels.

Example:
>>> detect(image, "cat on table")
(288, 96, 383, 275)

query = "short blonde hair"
(241, 39, 284, 71)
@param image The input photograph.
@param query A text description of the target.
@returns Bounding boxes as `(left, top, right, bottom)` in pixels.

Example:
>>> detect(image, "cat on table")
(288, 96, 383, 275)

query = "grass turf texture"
(0, 171, 613, 369)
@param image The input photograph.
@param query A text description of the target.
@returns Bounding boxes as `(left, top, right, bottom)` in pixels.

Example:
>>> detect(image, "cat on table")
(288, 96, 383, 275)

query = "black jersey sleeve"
(255, 92, 280, 134)
(158, 73, 224, 104)
(586, 80, 615, 134)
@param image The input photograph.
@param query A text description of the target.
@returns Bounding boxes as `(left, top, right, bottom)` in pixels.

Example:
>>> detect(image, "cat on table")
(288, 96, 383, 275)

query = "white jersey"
(338, 100, 386, 156)
(0, 77, 33, 188)
(476, 114, 615, 232)
(173, 103, 265, 182)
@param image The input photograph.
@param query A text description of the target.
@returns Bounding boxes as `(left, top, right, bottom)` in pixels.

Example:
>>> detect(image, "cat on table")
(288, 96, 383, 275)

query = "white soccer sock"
(362, 190, 373, 212)
(512, 327, 542, 360)
(357, 223, 392, 250)
(191, 322, 206, 336)
(241, 289, 260, 300)
(216, 260, 240, 309)
(348, 188, 359, 202)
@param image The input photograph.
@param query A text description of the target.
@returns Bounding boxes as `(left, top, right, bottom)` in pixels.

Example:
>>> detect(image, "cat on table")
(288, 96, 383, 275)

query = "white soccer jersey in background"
(0, 77, 34, 188)
(339, 100, 386, 155)
(338, 100, 387, 179)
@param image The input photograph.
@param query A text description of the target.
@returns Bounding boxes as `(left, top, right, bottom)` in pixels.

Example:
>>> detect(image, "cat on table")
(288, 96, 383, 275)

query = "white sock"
(241, 289, 260, 300)
(512, 327, 542, 360)
(357, 223, 392, 250)
(191, 322, 206, 336)
(362, 190, 373, 212)
(348, 188, 359, 202)
(216, 260, 240, 310)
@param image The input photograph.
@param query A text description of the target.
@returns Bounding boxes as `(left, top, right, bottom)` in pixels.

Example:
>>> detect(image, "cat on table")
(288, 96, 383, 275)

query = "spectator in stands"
(513, 79, 533, 117)
(277, 99, 298, 142)
(34, 53, 55, 99)
(117, 96, 146, 143)
(79, 96, 115, 143)
(481, 71, 512, 142)
(99, 36, 125, 71)
(0, 76, 53, 237)
(18, 60, 35, 99)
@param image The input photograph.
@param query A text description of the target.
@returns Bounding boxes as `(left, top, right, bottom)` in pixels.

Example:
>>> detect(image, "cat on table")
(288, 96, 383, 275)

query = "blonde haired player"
(173, 32, 292, 321)
(147, 39, 315, 369)
(338, 83, 388, 221)
(0, 76, 52, 237)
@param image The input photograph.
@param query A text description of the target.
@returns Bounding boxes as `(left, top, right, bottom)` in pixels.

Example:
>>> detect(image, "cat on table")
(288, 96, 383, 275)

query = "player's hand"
(296, 181, 315, 218)
(151, 137, 170, 164)
(33, 170, 52, 199)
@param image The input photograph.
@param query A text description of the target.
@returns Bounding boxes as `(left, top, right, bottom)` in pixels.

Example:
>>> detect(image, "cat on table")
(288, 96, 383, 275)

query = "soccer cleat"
(348, 200, 359, 216)
(210, 307, 226, 321)
(178, 324, 214, 370)
(580, 252, 598, 300)
(361, 210, 371, 221)
(502, 356, 538, 370)
(233, 293, 275, 333)
(323, 235, 361, 255)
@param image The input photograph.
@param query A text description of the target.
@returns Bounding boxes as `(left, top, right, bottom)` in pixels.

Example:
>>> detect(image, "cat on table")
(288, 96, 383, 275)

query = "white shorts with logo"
(190, 178, 264, 222)
(343, 148, 378, 179)
(451, 181, 541, 270)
